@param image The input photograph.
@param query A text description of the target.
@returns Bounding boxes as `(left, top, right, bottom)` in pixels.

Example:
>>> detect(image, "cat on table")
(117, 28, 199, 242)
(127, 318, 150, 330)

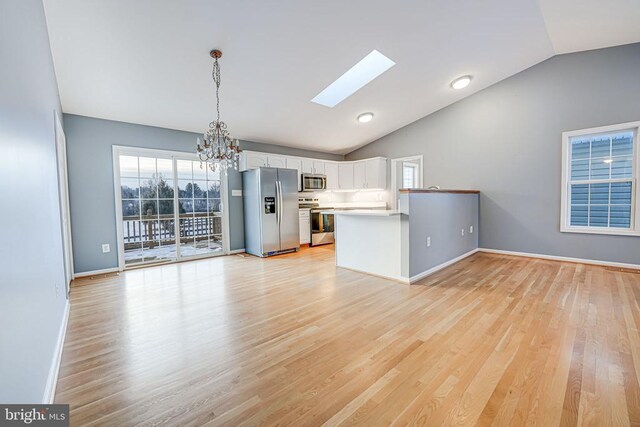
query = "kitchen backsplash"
(302, 189, 390, 208)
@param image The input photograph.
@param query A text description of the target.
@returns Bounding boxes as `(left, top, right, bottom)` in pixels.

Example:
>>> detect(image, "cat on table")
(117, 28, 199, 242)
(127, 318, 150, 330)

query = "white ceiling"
(43, 0, 640, 154)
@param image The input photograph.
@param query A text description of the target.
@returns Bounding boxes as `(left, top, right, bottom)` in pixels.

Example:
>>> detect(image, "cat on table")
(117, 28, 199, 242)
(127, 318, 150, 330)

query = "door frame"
(390, 155, 424, 210)
(54, 111, 74, 292)
(112, 145, 231, 271)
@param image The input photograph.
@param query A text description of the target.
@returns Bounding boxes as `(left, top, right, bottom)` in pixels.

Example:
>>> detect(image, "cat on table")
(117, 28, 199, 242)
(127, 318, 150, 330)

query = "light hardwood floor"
(56, 246, 640, 426)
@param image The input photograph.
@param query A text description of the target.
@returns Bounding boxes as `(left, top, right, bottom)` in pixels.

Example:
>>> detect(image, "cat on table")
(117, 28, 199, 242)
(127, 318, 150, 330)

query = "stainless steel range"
(298, 197, 334, 246)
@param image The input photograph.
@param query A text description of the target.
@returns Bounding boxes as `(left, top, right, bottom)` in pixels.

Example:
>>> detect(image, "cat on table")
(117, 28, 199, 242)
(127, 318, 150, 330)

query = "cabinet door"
(301, 159, 314, 174)
(299, 215, 310, 244)
(286, 157, 303, 191)
(312, 161, 325, 175)
(243, 152, 268, 170)
(267, 154, 287, 168)
(299, 210, 310, 244)
(353, 161, 366, 189)
(324, 162, 339, 190)
(365, 158, 387, 189)
(338, 163, 354, 189)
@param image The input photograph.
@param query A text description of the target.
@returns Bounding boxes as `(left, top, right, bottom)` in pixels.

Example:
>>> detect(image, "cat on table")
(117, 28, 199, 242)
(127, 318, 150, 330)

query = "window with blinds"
(562, 123, 639, 235)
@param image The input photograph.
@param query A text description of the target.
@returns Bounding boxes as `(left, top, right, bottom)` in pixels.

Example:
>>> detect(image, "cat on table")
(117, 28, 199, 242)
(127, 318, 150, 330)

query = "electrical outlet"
(461, 228, 465, 236)
(426, 236, 431, 247)
(469, 225, 474, 234)
(102, 244, 110, 253)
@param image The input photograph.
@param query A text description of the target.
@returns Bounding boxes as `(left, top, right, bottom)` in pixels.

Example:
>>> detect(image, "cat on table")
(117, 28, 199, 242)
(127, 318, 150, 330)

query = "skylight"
(311, 50, 395, 108)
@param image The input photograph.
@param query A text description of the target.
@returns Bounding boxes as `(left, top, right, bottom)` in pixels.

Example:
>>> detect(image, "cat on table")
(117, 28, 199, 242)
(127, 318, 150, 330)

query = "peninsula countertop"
(318, 209, 401, 216)
(399, 189, 480, 194)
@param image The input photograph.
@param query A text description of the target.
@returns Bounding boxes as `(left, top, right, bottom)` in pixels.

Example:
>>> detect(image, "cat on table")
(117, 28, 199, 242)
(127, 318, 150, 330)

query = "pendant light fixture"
(196, 49, 241, 173)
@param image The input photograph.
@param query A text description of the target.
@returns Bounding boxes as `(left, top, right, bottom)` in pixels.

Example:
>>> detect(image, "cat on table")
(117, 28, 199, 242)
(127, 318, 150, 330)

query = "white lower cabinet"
(299, 209, 310, 244)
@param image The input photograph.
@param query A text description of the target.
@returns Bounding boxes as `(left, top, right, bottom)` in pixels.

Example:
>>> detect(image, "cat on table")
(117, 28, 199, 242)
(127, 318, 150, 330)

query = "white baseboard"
(43, 300, 70, 404)
(339, 249, 480, 285)
(229, 248, 246, 255)
(337, 264, 408, 284)
(74, 267, 119, 279)
(479, 248, 640, 270)
(409, 248, 479, 284)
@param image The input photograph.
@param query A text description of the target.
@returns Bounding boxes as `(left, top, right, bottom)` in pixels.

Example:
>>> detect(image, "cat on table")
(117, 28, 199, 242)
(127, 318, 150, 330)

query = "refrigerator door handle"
(276, 180, 283, 225)
(275, 181, 280, 225)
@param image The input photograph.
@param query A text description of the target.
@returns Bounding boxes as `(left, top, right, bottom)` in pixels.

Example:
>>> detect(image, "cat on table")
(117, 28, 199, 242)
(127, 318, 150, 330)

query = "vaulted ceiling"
(43, 0, 640, 154)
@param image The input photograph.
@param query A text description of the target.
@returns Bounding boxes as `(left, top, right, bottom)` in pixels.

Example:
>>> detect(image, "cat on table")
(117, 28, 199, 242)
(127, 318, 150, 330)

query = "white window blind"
(566, 129, 636, 230)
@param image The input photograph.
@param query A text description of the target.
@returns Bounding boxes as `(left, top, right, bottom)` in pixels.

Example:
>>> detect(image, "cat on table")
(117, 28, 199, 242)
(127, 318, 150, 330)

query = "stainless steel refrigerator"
(242, 167, 300, 257)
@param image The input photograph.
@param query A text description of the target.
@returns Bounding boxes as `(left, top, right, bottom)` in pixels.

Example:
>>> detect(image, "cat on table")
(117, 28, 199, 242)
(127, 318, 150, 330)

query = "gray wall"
(348, 43, 640, 265)
(403, 193, 479, 277)
(0, 0, 67, 402)
(63, 114, 342, 273)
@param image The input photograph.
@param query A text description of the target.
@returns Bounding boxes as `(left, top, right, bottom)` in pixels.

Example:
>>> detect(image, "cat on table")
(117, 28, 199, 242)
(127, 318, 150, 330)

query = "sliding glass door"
(115, 147, 227, 268)
(176, 158, 224, 258)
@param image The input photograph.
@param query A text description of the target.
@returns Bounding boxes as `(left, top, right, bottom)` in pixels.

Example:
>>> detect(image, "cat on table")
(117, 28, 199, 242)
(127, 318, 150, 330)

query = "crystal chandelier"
(196, 49, 241, 172)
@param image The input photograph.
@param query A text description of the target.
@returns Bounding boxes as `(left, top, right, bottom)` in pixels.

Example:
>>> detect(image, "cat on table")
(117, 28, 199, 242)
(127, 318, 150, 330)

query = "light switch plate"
(469, 225, 473, 234)
(232, 189, 242, 197)
(102, 244, 110, 253)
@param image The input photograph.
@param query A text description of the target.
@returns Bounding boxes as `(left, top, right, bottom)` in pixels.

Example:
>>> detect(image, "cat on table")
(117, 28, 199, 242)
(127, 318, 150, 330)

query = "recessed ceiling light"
(451, 75, 472, 90)
(603, 158, 613, 164)
(357, 112, 374, 123)
(311, 50, 395, 108)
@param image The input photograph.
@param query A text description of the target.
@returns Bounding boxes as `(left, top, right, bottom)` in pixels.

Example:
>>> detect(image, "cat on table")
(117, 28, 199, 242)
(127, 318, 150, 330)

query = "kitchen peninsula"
(332, 189, 480, 284)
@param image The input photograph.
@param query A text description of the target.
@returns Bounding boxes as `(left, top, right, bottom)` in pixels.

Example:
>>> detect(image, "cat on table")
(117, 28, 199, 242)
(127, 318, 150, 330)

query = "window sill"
(561, 226, 640, 237)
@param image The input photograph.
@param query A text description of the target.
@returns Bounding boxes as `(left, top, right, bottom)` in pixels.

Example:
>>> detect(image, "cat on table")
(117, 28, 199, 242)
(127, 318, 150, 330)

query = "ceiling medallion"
(196, 49, 241, 173)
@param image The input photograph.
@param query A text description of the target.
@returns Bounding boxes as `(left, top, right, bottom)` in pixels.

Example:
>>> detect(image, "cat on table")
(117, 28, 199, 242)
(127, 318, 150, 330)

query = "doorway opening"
(390, 155, 424, 209)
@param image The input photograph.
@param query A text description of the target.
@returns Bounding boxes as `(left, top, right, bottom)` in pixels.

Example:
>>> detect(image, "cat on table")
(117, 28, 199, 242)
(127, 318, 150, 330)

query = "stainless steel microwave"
(301, 174, 327, 192)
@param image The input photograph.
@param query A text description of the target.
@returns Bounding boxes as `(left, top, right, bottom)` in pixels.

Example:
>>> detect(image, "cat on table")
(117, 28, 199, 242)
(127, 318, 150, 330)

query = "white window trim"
(560, 121, 640, 237)
(390, 155, 424, 210)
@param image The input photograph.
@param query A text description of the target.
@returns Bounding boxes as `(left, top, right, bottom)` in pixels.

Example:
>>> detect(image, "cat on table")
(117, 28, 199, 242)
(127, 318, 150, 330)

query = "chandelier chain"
(212, 57, 221, 123)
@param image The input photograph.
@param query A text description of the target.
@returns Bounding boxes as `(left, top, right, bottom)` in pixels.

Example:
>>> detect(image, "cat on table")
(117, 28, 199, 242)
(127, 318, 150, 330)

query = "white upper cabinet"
(240, 151, 268, 170)
(353, 162, 366, 189)
(338, 163, 354, 189)
(365, 158, 387, 189)
(267, 154, 287, 168)
(286, 157, 303, 191)
(301, 159, 314, 174)
(312, 161, 325, 175)
(324, 162, 339, 190)
(239, 151, 386, 191)
(301, 159, 325, 175)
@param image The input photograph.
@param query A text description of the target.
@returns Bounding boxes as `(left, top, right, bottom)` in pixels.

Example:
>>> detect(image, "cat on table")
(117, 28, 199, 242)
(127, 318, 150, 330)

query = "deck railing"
(123, 213, 222, 249)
